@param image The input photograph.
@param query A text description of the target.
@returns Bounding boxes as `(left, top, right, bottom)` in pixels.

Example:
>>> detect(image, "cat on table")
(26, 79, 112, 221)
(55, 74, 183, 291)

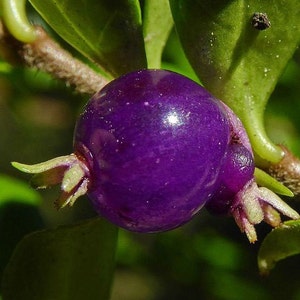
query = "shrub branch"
(0, 22, 109, 95)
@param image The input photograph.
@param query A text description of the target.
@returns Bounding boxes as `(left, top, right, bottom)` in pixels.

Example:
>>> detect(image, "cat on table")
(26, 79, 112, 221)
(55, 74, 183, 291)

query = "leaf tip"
(258, 258, 271, 276)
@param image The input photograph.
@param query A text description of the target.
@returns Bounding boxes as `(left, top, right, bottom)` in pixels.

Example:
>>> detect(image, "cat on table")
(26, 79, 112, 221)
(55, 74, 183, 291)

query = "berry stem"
(1, 0, 37, 43)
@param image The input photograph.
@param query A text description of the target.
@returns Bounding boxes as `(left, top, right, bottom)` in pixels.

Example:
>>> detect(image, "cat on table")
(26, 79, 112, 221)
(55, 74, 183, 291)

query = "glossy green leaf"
(170, 0, 300, 164)
(0, 174, 41, 206)
(258, 220, 300, 275)
(161, 30, 199, 82)
(29, 0, 147, 78)
(143, 0, 173, 68)
(1, 218, 118, 300)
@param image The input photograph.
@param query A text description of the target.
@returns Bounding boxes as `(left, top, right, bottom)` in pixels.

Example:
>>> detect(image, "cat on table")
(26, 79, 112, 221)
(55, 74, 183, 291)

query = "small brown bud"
(267, 146, 300, 195)
(252, 12, 271, 30)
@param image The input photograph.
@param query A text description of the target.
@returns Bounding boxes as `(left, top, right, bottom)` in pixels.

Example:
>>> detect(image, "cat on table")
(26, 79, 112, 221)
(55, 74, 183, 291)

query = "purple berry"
(12, 69, 299, 242)
(206, 144, 255, 215)
(74, 70, 230, 231)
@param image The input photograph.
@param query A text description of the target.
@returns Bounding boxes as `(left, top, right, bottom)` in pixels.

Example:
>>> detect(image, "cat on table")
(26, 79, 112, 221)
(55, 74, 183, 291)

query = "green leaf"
(143, 0, 173, 68)
(0, 61, 12, 74)
(29, 0, 147, 78)
(1, 218, 118, 300)
(0, 174, 41, 206)
(254, 168, 293, 197)
(258, 220, 300, 275)
(170, 0, 300, 164)
(161, 30, 199, 82)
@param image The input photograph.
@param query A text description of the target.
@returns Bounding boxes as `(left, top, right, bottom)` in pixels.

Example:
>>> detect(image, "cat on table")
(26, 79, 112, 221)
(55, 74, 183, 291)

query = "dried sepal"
(230, 180, 299, 243)
(12, 154, 90, 209)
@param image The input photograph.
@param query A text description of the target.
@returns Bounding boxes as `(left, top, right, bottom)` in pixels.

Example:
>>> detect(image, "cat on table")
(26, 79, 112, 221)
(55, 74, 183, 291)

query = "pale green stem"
(1, 0, 37, 43)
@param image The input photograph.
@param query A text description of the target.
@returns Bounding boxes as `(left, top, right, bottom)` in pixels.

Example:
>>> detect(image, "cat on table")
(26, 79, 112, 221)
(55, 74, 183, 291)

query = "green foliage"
(254, 168, 293, 197)
(0, 0, 300, 299)
(142, 0, 173, 68)
(258, 220, 300, 275)
(170, 0, 300, 164)
(28, 0, 147, 78)
(0, 174, 41, 206)
(161, 29, 199, 82)
(1, 218, 118, 300)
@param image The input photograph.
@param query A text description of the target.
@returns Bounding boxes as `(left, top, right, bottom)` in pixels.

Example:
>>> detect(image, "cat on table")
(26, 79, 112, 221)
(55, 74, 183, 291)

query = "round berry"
(74, 69, 230, 232)
(13, 70, 299, 242)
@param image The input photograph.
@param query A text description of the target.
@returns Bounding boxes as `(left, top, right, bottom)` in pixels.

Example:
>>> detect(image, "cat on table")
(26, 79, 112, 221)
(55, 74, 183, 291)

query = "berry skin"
(206, 144, 255, 215)
(12, 69, 299, 242)
(74, 69, 230, 232)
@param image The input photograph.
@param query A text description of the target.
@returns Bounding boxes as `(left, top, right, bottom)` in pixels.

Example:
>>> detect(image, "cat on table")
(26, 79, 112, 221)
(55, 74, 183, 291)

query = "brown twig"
(267, 145, 300, 195)
(0, 22, 109, 95)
